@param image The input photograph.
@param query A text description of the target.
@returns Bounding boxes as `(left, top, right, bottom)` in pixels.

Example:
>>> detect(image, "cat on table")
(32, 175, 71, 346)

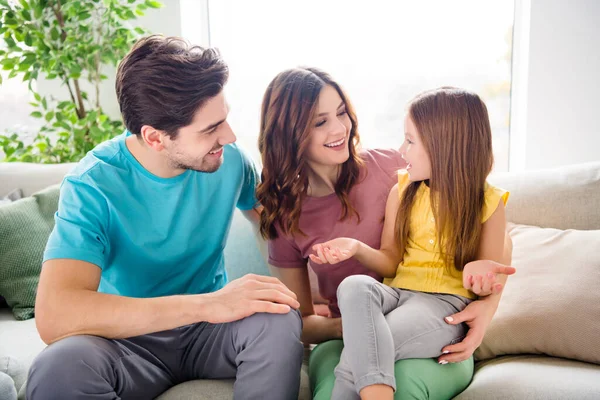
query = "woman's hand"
(463, 260, 516, 296)
(310, 238, 360, 265)
(438, 297, 496, 364)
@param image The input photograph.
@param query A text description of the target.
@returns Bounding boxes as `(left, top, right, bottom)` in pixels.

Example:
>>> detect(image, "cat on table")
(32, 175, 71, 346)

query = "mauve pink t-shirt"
(268, 149, 406, 317)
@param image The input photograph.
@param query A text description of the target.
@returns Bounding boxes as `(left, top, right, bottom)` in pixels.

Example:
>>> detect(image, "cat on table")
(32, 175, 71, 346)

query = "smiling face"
(305, 85, 352, 169)
(400, 114, 432, 182)
(161, 91, 236, 173)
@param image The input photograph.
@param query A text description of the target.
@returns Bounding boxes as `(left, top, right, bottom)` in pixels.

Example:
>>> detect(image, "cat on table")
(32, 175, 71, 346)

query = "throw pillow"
(476, 223, 600, 365)
(0, 189, 23, 206)
(0, 185, 59, 320)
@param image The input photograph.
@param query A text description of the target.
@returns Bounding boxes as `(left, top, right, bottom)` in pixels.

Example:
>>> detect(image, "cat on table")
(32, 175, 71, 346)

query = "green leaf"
(57, 101, 71, 110)
(145, 0, 162, 8)
(134, 27, 145, 35)
(33, 5, 42, 19)
(41, 97, 47, 109)
(50, 27, 59, 41)
(30, 111, 42, 118)
(45, 111, 54, 121)
(20, 9, 31, 21)
(24, 32, 33, 46)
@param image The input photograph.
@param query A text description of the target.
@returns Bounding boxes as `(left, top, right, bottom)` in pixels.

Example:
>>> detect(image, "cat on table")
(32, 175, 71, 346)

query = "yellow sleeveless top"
(384, 170, 509, 299)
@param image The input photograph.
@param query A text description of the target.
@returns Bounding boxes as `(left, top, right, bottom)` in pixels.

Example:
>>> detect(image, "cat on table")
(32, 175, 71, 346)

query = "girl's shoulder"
(482, 182, 510, 223)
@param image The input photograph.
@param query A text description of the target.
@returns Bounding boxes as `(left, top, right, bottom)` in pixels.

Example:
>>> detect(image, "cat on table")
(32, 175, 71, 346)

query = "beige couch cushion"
(476, 223, 600, 364)
(489, 161, 600, 230)
(456, 355, 600, 400)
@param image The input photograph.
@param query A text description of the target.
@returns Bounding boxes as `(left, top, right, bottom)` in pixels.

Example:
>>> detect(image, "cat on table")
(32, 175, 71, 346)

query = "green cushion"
(309, 339, 474, 400)
(0, 185, 59, 320)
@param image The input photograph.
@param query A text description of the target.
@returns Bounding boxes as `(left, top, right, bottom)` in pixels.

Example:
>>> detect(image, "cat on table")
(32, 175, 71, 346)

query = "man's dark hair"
(116, 35, 229, 138)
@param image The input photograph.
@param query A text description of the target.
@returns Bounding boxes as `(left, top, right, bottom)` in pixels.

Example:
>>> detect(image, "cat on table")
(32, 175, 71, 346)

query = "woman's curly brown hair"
(257, 67, 363, 240)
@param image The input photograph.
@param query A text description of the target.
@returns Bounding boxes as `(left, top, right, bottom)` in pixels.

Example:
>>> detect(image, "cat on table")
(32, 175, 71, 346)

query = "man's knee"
(238, 310, 303, 358)
(243, 309, 302, 340)
(27, 335, 113, 399)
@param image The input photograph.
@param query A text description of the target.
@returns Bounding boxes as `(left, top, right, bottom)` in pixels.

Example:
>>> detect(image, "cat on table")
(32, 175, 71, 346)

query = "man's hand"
(463, 260, 516, 297)
(204, 274, 300, 324)
(438, 298, 496, 364)
(310, 238, 360, 265)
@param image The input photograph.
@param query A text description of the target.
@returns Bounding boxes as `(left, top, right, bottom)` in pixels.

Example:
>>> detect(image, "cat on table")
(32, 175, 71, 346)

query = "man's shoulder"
(219, 143, 256, 175)
(64, 133, 127, 188)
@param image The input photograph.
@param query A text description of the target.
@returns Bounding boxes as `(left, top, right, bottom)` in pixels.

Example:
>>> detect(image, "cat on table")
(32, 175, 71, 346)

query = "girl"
(258, 69, 513, 399)
(311, 87, 512, 400)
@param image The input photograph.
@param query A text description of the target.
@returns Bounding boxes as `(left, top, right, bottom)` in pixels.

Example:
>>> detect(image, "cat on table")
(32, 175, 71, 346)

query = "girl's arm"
(268, 264, 342, 344)
(310, 184, 402, 278)
(463, 199, 516, 296)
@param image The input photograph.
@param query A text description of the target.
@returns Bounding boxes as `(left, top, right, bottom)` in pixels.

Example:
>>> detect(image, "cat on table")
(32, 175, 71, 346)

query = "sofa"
(1, 160, 599, 399)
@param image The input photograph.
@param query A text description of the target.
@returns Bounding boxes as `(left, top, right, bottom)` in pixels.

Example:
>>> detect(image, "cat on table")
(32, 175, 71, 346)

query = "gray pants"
(27, 310, 303, 400)
(332, 275, 471, 399)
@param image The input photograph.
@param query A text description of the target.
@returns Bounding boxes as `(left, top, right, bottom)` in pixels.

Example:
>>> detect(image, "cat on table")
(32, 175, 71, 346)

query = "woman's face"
(305, 85, 352, 168)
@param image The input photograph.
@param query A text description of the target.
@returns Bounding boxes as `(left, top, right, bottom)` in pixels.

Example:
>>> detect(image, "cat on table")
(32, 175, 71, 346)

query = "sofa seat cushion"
(0, 310, 46, 370)
(155, 365, 311, 400)
(455, 355, 600, 400)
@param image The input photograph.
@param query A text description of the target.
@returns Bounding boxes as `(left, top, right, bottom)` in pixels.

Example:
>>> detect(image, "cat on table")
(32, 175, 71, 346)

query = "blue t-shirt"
(44, 132, 259, 298)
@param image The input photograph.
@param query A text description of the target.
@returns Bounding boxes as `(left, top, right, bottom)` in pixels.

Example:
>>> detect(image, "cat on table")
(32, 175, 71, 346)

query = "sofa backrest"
(2, 159, 599, 243)
(489, 161, 600, 230)
(0, 162, 76, 197)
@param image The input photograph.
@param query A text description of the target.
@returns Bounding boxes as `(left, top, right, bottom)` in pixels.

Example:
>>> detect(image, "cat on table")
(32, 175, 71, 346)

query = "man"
(27, 35, 303, 400)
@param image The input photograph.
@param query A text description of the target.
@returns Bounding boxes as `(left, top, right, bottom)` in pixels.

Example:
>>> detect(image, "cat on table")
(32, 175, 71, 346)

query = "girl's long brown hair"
(257, 67, 363, 240)
(394, 88, 494, 271)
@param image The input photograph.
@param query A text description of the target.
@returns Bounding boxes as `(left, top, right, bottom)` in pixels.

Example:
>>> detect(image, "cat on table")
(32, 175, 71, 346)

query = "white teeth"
(325, 138, 345, 148)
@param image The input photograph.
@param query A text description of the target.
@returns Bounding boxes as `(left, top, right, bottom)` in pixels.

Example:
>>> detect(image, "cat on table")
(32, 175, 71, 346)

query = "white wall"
(510, 0, 600, 170)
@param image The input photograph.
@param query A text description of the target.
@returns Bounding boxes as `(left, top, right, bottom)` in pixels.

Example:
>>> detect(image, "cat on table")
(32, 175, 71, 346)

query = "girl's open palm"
(463, 260, 516, 296)
(310, 238, 359, 265)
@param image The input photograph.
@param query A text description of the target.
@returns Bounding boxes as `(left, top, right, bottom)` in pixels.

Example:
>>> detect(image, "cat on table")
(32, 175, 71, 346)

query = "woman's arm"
(310, 185, 402, 278)
(439, 201, 515, 364)
(268, 264, 342, 344)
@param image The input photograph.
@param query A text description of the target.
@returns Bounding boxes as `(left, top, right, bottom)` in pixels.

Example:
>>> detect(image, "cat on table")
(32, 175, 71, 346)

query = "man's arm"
(36, 258, 299, 345)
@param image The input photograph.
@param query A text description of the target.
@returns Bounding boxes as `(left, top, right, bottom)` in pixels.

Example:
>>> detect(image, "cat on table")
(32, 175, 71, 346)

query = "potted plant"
(0, 0, 162, 163)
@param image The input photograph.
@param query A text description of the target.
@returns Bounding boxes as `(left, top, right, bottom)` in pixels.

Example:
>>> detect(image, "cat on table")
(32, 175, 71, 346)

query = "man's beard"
(167, 153, 222, 173)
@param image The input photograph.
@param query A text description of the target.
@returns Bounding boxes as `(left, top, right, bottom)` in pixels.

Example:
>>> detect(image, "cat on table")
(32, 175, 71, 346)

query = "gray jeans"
(332, 275, 471, 399)
(27, 310, 303, 400)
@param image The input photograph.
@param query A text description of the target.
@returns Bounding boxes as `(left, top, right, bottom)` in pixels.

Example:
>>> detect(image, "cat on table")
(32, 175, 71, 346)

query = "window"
(208, 0, 514, 170)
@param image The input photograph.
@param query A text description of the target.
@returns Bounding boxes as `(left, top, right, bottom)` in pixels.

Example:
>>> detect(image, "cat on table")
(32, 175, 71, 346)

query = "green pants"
(309, 340, 473, 400)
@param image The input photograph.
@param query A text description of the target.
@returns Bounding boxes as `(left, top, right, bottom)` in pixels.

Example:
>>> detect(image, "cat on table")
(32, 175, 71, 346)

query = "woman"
(257, 67, 511, 399)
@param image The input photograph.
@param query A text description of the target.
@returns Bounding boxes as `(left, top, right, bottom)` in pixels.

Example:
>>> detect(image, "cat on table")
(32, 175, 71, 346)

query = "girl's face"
(305, 85, 352, 168)
(400, 115, 431, 182)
